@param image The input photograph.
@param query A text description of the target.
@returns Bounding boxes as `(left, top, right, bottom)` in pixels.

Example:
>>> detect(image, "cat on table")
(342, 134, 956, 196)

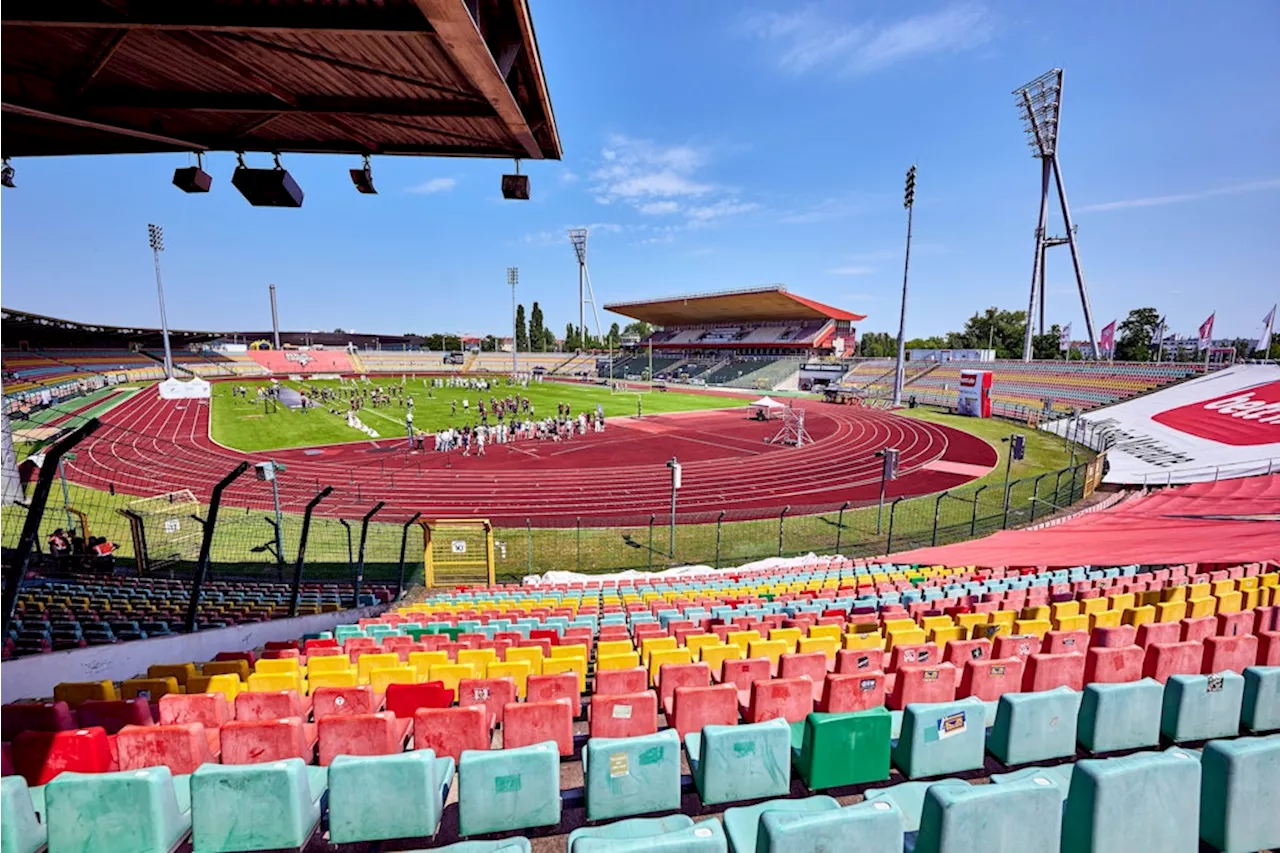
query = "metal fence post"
(886, 496, 905, 555)
(2, 419, 100, 636)
(648, 514, 655, 571)
(931, 491, 948, 547)
(1029, 473, 1047, 523)
(971, 485, 987, 536)
(352, 501, 385, 608)
(715, 511, 725, 569)
(576, 517, 582, 573)
(1069, 464, 1081, 504)
(1053, 469, 1065, 508)
(526, 519, 532, 574)
(834, 501, 850, 555)
(777, 506, 789, 557)
(395, 512, 423, 599)
(288, 486, 333, 618)
(1002, 477, 1018, 530)
(184, 461, 249, 633)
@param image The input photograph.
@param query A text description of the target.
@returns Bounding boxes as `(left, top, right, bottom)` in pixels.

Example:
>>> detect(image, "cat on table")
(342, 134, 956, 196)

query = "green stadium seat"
(567, 816, 694, 851)
(891, 697, 986, 779)
(569, 818, 727, 853)
(583, 729, 682, 821)
(915, 775, 1061, 853)
(327, 749, 456, 844)
(1061, 749, 1201, 853)
(45, 766, 191, 853)
(791, 709, 891, 790)
(1241, 666, 1280, 733)
(722, 795, 837, 853)
(457, 741, 560, 836)
(1161, 672, 1244, 743)
(1076, 679, 1164, 753)
(1199, 735, 1280, 853)
(190, 758, 326, 853)
(755, 799, 903, 853)
(685, 717, 792, 806)
(987, 686, 1082, 765)
(1, 777, 47, 853)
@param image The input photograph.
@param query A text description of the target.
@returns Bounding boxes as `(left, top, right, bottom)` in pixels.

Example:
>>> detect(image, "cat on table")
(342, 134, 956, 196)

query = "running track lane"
(64, 387, 998, 525)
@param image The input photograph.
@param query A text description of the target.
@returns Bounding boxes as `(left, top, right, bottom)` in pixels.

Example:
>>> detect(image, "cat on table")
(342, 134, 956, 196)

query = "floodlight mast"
(147, 224, 174, 380)
(1014, 69, 1100, 361)
(568, 228, 602, 352)
(507, 267, 519, 376)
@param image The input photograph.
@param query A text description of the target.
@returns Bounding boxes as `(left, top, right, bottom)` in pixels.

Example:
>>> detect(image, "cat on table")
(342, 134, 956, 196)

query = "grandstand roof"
(1, 0, 561, 159)
(604, 286, 865, 327)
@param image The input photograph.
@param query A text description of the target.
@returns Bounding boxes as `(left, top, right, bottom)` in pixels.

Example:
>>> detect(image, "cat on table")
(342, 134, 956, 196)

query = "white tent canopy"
(749, 396, 786, 409)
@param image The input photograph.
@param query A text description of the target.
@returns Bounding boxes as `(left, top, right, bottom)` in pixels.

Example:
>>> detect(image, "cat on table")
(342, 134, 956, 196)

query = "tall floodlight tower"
(1014, 69, 1100, 361)
(268, 283, 281, 350)
(568, 228, 602, 351)
(507, 267, 519, 375)
(892, 165, 916, 407)
(147, 224, 174, 379)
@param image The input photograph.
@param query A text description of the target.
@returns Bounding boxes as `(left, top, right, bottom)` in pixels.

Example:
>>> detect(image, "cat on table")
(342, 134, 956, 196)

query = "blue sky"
(3, 0, 1278, 342)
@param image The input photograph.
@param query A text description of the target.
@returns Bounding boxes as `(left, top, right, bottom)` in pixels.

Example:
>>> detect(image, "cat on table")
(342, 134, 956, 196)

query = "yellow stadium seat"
(1020, 606, 1051, 622)
(989, 611, 1017, 628)
(1155, 601, 1187, 623)
(308, 655, 355, 677)
(550, 644, 587, 661)
(246, 672, 303, 694)
(640, 636, 677, 665)
(921, 616, 954, 634)
(798, 636, 839, 661)
(1216, 591, 1243, 614)
(596, 652, 641, 671)
(357, 653, 401, 684)
(186, 674, 241, 701)
(648, 648, 693, 685)
(121, 678, 180, 701)
(597, 640, 635, 658)
(1054, 614, 1090, 633)
(504, 646, 544, 676)
(884, 628, 927, 652)
(726, 631, 762, 654)
(973, 622, 1011, 641)
(147, 663, 196, 687)
(1240, 588, 1260, 611)
(956, 613, 989, 634)
(1013, 619, 1052, 639)
(1122, 606, 1156, 628)
(1108, 593, 1137, 613)
(1186, 597, 1217, 618)
(487, 661, 532, 697)
(1137, 590, 1162, 609)
(1212, 579, 1236, 597)
(844, 631, 885, 651)
(369, 666, 416, 694)
(542, 656, 586, 692)
(928, 626, 965, 650)
(1079, 598, 1108, 616)
(1088, 610, 1123, 631)
(699, 643, 744, 677)
(408, 651, 449, 680)
(747, 640, 787, 672)
(428, 663, 472, 695)
(768, 628, 802, 653)
(1162, 585, 1187, 603)
(1050, 601, 1080, 622)
(308, 670, 358, 691)
(255, 658, 301, 676)
(202, 660, 250, 682)
(457, 649, 497, 678)
(54, 680, 118, 706)
(883, 618, 917, 634)
(684, 634, 721, 657)
(806, 624, 842, 642)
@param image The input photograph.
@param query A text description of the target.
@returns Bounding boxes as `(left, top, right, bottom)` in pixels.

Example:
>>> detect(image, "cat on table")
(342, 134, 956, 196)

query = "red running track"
(65, 386, 998, 525)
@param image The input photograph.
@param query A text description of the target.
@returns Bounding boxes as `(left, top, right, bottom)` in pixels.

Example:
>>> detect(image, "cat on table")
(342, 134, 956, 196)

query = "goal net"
(123, 489, 202, 572)
(422, 518, 494, 588)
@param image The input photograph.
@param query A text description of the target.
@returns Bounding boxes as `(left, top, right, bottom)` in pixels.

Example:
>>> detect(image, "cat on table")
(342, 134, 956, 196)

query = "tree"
(857, 332, 896, 357)
(442, 335, 462, 351)
(481, 335, 499, 352)
(543, 328, 557, 351)
(529, 302, 544, 352)
(333, 327, 345, 334)
(905, 336, 947, 349)
(1032, 325, 1064, 360)
(425, 333, 444, 351)
(1114, 307, 1161, 362)
(565, 323, 578, 352)
(951, 307, 1027, 358)
(515, 304, 528, 351)
(622, 320, 653, 340)
(607, 322, 621, 349)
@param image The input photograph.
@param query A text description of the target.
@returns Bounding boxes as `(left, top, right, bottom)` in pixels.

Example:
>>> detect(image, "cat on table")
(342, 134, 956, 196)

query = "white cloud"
(1076, 178, 1280, 213)
(405, 177, 456, 194)
(559, 170, 580, 183)
(778, 195, 868, 224)
(742, 3, 994, 77)
(826, 265, 876, 276)
(686, 200, 761, 222)
(638, 201, 682, 216)
(520, 222, 623, 248)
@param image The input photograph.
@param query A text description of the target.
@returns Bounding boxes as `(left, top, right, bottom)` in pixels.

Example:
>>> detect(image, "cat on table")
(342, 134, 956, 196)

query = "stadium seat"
(117, 723, 216, 774)
(583, 728, 682, 821)
(1199, 735, 1280, 853)
(1241, 666, 1280, 733)
(1076, 678, 1164, 753)
(835, 647, 884, 674)
(159, 693, 230, 730)
(45, 765, 191, 853)
(220, 717, 313, 764)
(13, 727, 112, 786)
(722, 796, 839, 853)
(1, 776, 46, 853)
(744, 676, 813, 724)
(569, 817, 726, 853)
(457, 741, 561, 836)
(1161, 672, 1245, 742)
(527, 672, 579, 706)
(722, 658, 771, 705)
(414, 706, 490, 762)
(957, 658, 1024, 703)
(327, 749, 456, 844)
(779, 652, 830, 702)
(888, 663, 958, 710)
(1, 701, 76, 741)
(685, 717, 792, 806)
(502, 699, 574, 755)
(987, 687, 1082, 765)
(1021, 652, 1085, 692)
(53, 680, 117, 707)
(818, 671, 886, 713)
(458, 677, 518, 728)
(1143, 641, 1206, 683)
(234, 689, 306, 721)
(1043, 629, 1089, 655)
(317, 711, 409, 765)
(190, 758, 326, 853)
(387, 681, 453, 717)
(75, 698, 153, 734)
(1061, 749, 1201, 853)
(595, 667, 648, 696)
(670, 684, 739, 738)
(792, 708, 892, 789)
(589, 691, 658, 739)
(891, 698, 986, 780)
(1083, 645, 1144, 684)
(312, 685, 381, 719)
(1203, 635, 1259, 675)
(917, 776, 1062, 853)
(657, 662, 711, 716)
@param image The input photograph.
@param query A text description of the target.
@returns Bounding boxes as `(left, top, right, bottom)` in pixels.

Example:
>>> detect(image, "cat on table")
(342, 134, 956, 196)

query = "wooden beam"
(410, 0, 541, 159)
(81, 90, 494, 118)
(1, 101, 206, 150)
(75, 29, 128, 96)
(169, 32, 297, 108)
(2, 1, 433, 34)
(509, 0, 561, 159)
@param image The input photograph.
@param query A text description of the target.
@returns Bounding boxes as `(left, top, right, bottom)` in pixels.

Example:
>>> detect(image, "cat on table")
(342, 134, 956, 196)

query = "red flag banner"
(1099, 320, 1116, 354)
(1199, 313, 1216, 351)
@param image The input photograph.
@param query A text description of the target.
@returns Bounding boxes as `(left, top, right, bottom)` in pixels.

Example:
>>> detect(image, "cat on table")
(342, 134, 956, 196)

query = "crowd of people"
(45, 528, 118, 573)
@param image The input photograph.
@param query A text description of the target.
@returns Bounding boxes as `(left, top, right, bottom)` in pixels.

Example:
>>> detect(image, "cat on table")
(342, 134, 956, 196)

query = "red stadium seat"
(76, 699, 154, 735)
(215, 650, 255, 665)
(159, 693, 230, 729)
(722, 658, 771, 706)
(413, 706, 489, 762)
(744, 676, 813, 724)
(818, 672, 886, 713)
(942, 639, 992, 669)
(1202, 635, 1259, 675)
(458, 678, 518, 728)
(13, 727, 113, 785)
(234, 689, 307, 722)
(1022, 653, 1085, 692)
(993, 635, 1041, 661)
(502, 700, 574, 756)
(1142, 641, 1205, 684)
(835, 648, 884, 675)
(1258, 631, 1280, 666)
(318, 712, 411, 765)
(1043, 630, 1089, 655)
(1254, 606, 1279, 634)
(595, 667, 648, 696)
(1090, 625, 1137, 648)
(888, 642, 941, 672)
(670, 684, 739, 738)
(1135, 622, 1181, 649)
(887, 663, 958, 710)
(779, 652, 829, 703)
(1, 701, 77, 741)
(386, 682, 453, 717)
(1216, 611, 1254, 638)
(657, 663, 711, 717)
(527, 673, 578, 708)
(118, 723, 215, 775)
(589, 691, 659, 739)
(312, 686, 381, 720)
(1180, 616, 1217, 643)
(219, 718, 312, 765)
(958, 658, 1025, 702)
(1084, 646, 1144, 684)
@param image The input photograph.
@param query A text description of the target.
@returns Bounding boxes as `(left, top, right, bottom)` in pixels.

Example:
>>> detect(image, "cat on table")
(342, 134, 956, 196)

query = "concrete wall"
(2, 604, 386, 701)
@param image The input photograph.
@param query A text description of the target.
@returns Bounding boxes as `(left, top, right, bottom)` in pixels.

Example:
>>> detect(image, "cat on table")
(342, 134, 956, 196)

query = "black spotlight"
(1, 158, 15, 189)
(350, 154, 377, 194)
(173, 153, 212, 193)
(501, 159, 529, 200)
(232, 152, 304, 208)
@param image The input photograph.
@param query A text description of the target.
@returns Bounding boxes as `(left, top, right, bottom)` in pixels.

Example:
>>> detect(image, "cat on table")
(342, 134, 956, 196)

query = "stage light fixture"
(232, 152, 304, 208)
(350, 155, 377, 194)
(502, 159, 529, 200)
(1, 158, 15, 189)
(173, 152, 212, 193)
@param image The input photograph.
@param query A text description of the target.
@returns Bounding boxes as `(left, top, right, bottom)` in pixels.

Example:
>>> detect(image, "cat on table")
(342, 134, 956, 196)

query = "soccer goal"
(121, 489, 202, 573)
(421, 518, 494, 588)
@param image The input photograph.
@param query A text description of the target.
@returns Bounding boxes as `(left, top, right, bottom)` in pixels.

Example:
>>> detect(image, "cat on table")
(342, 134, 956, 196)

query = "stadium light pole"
(892, 166, 916, 407)
(508, 267, 519, 376)
(569, 229, 588, 352)
(147, 224, 174, 380)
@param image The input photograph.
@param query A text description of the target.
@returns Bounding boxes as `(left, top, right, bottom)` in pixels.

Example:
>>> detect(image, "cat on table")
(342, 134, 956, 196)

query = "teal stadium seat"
(1241, 666, 1280, 732)
(722, 796, 837, 853)
(891, 697, 986, 779)
(1061, 749, 1201, 853)
(1161, 672, 1244, 743)
(567, 815, 693, 851)
(1076, 679, 1164, 753)
(685, 717, 793, 806)
(45, 766, 191, 853)
(419, 840, 532, 853)
(990, 763, 1075, 803)
(583, 729, 682, 821)
(327, 749, 455, 844)
(756, 800, 903, 853)
(864, 779, 968, 833)
(987, 686, 1082, 765)
(457, 741, 560, 836)
(915, 776, 1062, 853)
(190, 759, 326, 853)
(569, 816, 727, 853)
(1199, 735, 1280, 853)
(1, 777, 47, 853)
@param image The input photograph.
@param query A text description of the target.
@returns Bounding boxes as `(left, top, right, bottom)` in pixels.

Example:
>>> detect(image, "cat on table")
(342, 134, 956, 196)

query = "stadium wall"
(1, 602, 386, 700)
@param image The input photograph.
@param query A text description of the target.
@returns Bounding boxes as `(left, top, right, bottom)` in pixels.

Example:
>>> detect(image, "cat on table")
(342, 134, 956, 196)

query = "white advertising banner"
(1043, 364, 1280, 484)
(157, 377, 212, 400)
